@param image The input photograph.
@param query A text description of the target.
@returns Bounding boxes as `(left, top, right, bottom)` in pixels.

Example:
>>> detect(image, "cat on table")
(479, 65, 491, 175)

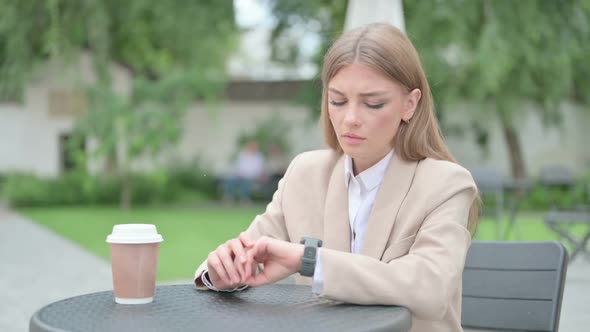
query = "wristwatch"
(299, 237, 323, 277)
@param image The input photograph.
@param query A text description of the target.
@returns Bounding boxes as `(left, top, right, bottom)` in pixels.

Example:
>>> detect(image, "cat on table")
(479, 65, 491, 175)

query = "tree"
(0, 0, 237, 98)
(0, 0, 237, 208)
(268, 0, 590, 179)
(77, 72, 213, 209)
(404, 0, 590, 179)
(267, 0, 348, 119)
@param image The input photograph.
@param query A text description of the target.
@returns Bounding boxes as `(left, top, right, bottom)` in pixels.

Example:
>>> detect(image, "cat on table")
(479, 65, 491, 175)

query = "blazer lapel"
(323, 154, 351, 253)
(360, 153, 419, 259)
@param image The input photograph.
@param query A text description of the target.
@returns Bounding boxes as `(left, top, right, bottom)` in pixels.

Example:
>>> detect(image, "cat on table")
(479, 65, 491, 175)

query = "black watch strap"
(299, 237, 323, 277)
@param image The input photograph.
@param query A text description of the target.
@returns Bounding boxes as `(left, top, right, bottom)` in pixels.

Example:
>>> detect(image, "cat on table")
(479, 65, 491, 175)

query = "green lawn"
(473, 213, 588, 242)
(22, 205, 261, 282)
(22, 206, 587, 281)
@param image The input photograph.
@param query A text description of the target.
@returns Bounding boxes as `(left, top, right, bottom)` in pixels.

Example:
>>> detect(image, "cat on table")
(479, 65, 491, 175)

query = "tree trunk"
(115, 117, 131, 210)
(120, 171, 131, 210)
(105, 152, 117, 175)
(499, 116, 527, 180)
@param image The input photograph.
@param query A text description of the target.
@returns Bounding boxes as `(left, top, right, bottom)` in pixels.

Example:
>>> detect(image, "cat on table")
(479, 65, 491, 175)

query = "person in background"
(197, 23, 479, 332)
(263, 143, 289, 198)
(222, 139, 265, 204)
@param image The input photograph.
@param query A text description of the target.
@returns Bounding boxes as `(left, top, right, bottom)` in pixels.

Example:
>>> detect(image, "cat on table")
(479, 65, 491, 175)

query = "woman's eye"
(329, 100, 347, 106)
(366, 103, 385, 109)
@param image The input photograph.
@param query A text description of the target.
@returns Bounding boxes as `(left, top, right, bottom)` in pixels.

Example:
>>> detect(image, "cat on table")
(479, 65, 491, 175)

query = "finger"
(239, 232, 254, 248)
(245, 242, 267, 275)
(244, 248, 259, 280)
(247, 261, 257, 280)
(244, 271, 270, 287)
(244, 247, 256, 279)
(218, 245, 241, 285)
(207, 252, 230, 287)
(227, 239, 246, 278)
(232, 255, 250, 284)
(233, 256, 245, 284)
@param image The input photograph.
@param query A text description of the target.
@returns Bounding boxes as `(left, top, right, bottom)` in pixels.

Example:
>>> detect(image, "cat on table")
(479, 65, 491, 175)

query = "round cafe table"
(30, 284, 411, 332)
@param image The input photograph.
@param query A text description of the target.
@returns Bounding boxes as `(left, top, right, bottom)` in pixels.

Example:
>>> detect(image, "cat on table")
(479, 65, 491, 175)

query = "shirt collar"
(344, 149, 394, 191)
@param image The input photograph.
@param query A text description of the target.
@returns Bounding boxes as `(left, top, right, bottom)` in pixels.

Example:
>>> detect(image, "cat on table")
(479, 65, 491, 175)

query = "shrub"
(1, 158, 220, 207)
(518, 178, 589, 210)
(166, 158, 219, 200)
(2, 174, 53, 206)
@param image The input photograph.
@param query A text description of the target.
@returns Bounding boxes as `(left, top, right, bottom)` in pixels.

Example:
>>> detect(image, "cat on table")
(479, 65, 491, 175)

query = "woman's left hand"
(242, 236, 304, 286)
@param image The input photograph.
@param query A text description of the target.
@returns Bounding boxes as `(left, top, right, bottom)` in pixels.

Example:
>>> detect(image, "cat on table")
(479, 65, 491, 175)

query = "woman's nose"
(343, 106, 361, 127)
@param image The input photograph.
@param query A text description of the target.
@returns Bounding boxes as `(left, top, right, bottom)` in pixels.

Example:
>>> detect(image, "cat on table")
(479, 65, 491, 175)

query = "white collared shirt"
(313, 149, 394, 293)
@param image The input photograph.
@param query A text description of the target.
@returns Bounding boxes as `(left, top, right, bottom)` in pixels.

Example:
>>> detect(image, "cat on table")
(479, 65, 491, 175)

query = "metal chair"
(540, 165, 590, 261)
(471, 167, 504, 239)
(462, 241, 568, 332)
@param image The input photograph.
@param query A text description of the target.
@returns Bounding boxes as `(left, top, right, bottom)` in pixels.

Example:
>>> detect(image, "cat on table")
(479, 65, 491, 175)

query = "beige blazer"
(195, 149, 477, 332)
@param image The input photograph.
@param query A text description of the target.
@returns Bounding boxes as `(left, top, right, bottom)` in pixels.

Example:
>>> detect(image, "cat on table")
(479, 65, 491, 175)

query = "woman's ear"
(402, 88, 421, 122)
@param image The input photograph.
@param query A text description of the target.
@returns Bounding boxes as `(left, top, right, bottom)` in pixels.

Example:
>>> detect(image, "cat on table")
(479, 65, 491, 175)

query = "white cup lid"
(106, 224, 163, 244)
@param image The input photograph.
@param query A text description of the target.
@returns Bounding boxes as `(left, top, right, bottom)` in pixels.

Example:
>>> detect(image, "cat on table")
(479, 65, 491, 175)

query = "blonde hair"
(320, 23, 479, 234)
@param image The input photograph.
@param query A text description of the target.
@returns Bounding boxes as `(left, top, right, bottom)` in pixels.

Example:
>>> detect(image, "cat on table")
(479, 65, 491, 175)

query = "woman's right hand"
(206, 232, 254, 289)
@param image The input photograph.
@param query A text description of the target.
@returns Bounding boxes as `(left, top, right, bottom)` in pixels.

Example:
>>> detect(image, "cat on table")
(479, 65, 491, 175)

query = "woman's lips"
(341, 133, 365, 145)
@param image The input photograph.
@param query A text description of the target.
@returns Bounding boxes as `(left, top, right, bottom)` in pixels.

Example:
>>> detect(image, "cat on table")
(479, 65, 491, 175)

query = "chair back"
(462, 241, 568, 331)
(539, 165, 590, 211)
(540, 166, 575, 187)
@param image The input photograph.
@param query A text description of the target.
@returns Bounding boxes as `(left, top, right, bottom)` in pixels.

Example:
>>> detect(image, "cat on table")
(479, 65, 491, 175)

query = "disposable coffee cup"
(106, 224, 163, 304)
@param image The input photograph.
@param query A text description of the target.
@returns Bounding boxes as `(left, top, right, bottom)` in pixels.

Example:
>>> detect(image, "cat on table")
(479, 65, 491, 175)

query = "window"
(49, 89, 87, 117)
(59, 133, 85, 173)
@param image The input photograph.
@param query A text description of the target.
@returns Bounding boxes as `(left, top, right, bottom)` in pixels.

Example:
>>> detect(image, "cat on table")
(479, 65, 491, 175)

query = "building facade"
(0, 55, 588, 179)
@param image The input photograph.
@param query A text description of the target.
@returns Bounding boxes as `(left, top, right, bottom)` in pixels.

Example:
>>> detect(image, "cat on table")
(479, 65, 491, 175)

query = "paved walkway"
(560, 255, 590, 331)
(0, 209, 113, 331)
(0, 207, 588, 331)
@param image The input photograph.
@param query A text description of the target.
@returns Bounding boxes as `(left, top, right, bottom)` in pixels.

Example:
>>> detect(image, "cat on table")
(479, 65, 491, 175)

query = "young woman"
(194, 23, 479, 332)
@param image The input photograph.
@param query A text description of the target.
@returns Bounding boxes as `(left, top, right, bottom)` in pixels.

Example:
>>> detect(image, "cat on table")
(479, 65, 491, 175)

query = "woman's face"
(328, 63, 421, 174)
